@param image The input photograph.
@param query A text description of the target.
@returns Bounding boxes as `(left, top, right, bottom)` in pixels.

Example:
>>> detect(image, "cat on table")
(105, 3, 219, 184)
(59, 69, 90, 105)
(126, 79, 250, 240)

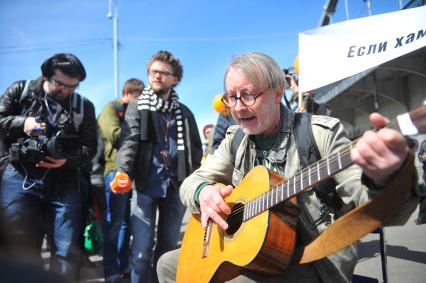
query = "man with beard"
(0, 53, 97, 281)
(156, 52, 419, 283)
(112, 50, 202, 283)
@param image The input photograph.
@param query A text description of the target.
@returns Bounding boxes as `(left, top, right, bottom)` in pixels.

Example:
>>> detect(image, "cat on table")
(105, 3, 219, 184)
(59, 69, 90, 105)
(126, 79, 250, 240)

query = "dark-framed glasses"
(50, 78, 79, 90)
(149, 69, 174, 77)
(221, 91, 265, 108)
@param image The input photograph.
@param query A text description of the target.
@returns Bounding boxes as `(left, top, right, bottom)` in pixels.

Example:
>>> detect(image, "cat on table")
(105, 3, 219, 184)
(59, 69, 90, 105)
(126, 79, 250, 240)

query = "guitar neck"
(243, 143, 354, 221)
(243, 100, 426, 222)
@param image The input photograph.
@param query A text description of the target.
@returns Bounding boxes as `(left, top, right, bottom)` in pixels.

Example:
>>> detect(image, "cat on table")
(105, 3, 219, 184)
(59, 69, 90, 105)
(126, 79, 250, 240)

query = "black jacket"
(0, 78, 97, 185)
(116, 97, 203, 192)
(212, 112, 236, 152)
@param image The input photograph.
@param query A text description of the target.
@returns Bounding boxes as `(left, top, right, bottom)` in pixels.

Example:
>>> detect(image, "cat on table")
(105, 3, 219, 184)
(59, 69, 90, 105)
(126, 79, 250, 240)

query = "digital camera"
(9, 115, 81, 163)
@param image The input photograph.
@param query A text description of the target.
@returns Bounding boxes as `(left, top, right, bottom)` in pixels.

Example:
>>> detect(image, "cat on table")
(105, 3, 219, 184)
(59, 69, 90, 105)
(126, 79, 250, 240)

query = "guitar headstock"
(396, 100, 426, 136)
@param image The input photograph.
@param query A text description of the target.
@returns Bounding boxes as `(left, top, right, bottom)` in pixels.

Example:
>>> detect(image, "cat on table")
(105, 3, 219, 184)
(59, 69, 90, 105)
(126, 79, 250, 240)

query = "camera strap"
(21, 165, 51, 190)
(19, 80, 85, 133)
(44, 94, 61, 125)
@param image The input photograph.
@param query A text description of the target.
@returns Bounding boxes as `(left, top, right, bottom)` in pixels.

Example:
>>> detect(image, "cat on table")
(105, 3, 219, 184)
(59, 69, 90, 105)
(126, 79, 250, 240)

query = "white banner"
(298, 6, 426, 93)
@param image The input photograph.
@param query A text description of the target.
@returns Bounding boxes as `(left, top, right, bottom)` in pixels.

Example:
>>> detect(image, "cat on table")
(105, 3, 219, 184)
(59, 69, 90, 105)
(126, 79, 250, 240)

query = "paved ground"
(353, 206, 426, 283)
(76, 205, 426, 283)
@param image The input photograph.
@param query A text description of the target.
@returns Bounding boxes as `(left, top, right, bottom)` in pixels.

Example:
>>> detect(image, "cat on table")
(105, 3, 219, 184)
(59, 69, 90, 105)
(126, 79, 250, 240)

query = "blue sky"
(0, 0, 402, 134)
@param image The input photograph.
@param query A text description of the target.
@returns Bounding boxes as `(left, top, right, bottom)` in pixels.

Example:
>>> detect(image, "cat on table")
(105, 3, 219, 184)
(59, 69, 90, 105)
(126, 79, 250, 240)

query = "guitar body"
(177, 166, 297, 283)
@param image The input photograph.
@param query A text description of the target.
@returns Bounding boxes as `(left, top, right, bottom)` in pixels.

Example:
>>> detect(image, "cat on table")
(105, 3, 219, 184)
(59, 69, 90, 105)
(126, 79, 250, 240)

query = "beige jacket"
(179, 106, 419, 282)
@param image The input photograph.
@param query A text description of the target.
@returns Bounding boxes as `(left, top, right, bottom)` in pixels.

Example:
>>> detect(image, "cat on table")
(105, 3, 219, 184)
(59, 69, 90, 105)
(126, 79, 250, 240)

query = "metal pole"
(366, 0, 372, 16)
(113, 3, 119, 99)
(107, 0, 119, 99)
(344, 0, 350, 20)
(379, 228, 389, 283)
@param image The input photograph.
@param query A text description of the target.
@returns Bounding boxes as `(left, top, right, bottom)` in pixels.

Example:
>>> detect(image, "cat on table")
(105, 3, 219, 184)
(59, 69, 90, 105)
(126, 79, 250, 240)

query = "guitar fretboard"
(243, 143, 354, 221)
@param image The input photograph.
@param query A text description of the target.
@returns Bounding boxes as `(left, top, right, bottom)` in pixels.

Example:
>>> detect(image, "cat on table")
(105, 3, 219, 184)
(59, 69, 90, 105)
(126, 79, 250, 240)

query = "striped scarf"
(137, 86, 187, 179)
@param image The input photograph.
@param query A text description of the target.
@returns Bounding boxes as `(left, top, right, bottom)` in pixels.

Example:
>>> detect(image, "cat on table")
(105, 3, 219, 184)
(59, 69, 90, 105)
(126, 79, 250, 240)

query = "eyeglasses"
(221, 90, 265, 108)
(50, 78, 79, 90)
(149, 69, 174, 77)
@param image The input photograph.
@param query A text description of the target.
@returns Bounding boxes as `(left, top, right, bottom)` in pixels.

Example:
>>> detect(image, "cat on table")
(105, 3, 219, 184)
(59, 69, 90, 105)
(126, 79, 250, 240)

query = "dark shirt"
(145, 111, 178, 197)
(419, 140, 426, 163)
(419, 140, 426, 182)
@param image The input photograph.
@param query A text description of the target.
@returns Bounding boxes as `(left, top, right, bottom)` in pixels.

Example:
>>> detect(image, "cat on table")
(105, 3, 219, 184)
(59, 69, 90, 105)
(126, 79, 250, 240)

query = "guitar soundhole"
(225, 203, 244, 236)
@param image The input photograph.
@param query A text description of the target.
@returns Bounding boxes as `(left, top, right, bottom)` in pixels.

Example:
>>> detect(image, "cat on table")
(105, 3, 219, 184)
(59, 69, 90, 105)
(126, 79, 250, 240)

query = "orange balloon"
(294, 55, 299, 76)
(213, 93, 225, 113)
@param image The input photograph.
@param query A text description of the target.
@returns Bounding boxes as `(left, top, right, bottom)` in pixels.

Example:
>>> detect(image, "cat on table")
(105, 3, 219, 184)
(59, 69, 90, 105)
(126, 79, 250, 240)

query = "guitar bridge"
(202, 219, 213, 258)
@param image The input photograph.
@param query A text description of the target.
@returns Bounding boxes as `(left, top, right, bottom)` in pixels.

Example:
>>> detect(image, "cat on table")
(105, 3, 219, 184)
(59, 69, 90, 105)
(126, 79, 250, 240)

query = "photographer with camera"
(0, 53, 97, 280)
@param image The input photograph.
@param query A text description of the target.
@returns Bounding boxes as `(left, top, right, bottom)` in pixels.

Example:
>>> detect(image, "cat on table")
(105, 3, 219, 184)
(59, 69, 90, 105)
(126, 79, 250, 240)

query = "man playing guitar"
(157, 52, 421, 283)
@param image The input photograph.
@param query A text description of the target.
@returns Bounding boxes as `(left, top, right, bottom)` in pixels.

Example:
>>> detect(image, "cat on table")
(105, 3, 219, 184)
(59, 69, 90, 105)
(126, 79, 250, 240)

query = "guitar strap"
(300, 153, 415, 263)
(110, 100, 126, 122)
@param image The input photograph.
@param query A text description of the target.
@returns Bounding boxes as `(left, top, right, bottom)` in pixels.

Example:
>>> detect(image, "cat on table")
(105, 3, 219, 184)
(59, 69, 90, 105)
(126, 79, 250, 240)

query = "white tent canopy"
(298, 6, 426, 93)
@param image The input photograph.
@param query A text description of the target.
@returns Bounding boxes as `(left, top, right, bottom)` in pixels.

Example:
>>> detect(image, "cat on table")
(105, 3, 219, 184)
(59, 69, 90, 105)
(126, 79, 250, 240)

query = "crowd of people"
(0, 50, 423, 283)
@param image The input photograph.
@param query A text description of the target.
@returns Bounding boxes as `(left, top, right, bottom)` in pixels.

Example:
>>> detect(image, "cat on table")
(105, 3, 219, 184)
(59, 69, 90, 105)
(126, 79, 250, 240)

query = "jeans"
(103, 170, 131, 281)
(157, 249, 321, 283)
(130, 185, 185, 283)
(0, 163, 82, 281)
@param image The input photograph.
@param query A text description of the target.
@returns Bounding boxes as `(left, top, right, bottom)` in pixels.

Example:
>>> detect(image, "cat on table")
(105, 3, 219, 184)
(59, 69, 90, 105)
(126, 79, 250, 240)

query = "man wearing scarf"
(114, 50, 202, 283)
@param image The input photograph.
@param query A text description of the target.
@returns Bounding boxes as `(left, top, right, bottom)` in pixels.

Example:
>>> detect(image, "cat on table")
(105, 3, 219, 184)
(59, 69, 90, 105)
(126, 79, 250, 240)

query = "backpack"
(90, 100, 125, 186)
(19, 80, 85, 133)
(231, 112, 354, 220)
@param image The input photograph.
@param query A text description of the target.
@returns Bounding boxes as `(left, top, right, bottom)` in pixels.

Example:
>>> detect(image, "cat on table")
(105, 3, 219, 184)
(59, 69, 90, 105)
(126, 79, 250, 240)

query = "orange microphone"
(110, 172, 132, 193)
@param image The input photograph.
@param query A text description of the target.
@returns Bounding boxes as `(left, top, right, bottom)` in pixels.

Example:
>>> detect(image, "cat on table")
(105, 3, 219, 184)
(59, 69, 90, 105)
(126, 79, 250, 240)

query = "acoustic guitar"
(176, 101, 426, 283)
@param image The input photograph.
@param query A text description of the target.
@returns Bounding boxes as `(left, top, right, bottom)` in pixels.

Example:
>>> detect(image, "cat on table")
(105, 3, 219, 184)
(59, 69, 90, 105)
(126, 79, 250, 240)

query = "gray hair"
(224, 52, 286, 92)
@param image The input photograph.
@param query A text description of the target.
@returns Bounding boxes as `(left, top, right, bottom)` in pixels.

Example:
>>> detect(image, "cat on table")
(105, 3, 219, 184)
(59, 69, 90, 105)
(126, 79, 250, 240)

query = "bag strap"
(230, 127, 244, 160)
(18, 80, 38, 116)
(71, 93, 85, 132)
(293, 112, 354, 219)
(230, 113, 321, 167)
(293, 112, 321, 166)
(20, 80, 31, 103)
(111, 100, 125, 122)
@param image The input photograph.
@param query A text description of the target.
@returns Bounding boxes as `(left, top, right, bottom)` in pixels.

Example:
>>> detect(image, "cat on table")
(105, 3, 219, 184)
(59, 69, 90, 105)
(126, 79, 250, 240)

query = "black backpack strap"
(71, 93, 85, 132)
(111, 100, 125, 122)
(293, 112, 321, 166)
(230, 128, 245, 161)
(18, 80, 36, 115)
(293, 112, 353, 219)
